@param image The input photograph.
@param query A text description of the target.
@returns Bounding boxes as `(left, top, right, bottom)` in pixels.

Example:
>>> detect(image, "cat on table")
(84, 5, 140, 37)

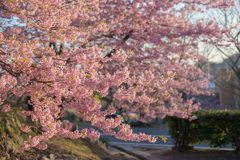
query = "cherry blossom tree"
(0, 0, 235, 150)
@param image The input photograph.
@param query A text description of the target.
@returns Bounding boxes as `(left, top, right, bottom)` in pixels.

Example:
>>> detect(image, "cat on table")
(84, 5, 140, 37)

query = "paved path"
(108, 146, 140, 160)
(110, 144, 161, 160)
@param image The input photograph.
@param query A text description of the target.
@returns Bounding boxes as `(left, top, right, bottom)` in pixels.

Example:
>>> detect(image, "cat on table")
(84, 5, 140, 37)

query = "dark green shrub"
(99, 136, 109, 148)
(146, 122, 153, 127)
(166, 116, 196, 149)
(166, 110, 240, 152)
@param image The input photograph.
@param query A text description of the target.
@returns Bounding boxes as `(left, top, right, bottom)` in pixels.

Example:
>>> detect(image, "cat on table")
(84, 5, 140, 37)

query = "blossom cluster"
(20, 124, 31, 133)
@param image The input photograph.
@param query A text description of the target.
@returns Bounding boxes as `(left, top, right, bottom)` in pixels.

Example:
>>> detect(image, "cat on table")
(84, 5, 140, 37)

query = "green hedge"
(65, 111, 80, 122)
(166, 110, 240, 152)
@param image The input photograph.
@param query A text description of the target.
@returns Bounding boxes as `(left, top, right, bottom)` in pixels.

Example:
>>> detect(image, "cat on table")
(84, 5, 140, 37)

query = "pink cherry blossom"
(0, 0, 235, 150)
(20, 124, 31, 132)
(1, 104, 11, 112)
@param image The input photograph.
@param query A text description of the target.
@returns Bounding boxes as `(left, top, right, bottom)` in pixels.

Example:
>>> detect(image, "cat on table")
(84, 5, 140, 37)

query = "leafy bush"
(146, 122, 153, 127)
(99, 136, 109, 148)
(166, 116, 196, 149)
(166, 110, 240, 152)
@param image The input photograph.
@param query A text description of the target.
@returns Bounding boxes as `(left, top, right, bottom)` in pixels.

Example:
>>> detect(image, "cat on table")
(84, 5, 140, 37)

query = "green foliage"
(166, 116, 196, 149)
(146, 122, 153, 127)
(14, 140, 19, 146)
(0, 127, 4, 136)
(166, 110, 240, 152)
(197, 87, 204, 91)
(10, 123, 15, 129)
(10, 123, 20, 134)
(99, 136, 109, 148)
(92, 91, 102, 99)
(46, 149, 53, 154)
(68, 150, 73, 155)
(65, 111, 80, 122)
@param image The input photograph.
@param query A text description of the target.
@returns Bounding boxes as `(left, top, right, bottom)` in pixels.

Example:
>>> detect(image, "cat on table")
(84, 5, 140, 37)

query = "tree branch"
(104, 30, 134, 58)
(215, 82, 240, 97)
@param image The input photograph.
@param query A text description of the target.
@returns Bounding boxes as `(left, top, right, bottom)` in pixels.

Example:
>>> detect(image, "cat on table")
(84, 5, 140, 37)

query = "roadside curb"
(110, 145, 148, 160)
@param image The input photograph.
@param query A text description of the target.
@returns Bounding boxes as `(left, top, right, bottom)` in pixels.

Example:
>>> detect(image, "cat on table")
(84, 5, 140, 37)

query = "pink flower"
(36, 141, 48, 150)
(1, 104, 11, 112)
(20, 124, 31, 132)
(189, 116, 197, 121)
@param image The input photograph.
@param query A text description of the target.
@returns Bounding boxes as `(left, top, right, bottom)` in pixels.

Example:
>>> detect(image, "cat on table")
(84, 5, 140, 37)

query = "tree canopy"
(0, 0, 235, 150)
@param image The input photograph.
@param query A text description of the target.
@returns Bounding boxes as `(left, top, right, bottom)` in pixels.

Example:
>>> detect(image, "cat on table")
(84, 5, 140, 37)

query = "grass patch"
(0, 128, 4, 136)
(43, 136, 115, 160)
(13, 140, 19, 146)
(10, 123, 20, 134)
